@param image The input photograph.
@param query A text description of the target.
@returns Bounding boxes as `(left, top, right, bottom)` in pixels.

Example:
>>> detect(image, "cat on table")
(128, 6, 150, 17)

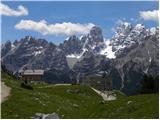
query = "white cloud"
(0, 3, 28, 16)
(139, 10, 159, 22)
(15, 20, 95, 36)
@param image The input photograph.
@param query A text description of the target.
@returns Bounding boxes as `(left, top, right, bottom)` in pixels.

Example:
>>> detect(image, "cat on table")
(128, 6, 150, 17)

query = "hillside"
(1, 71, 159, 119)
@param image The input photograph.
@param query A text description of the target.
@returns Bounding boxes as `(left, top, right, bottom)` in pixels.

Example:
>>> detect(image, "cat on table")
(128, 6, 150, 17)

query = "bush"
(140, 74, 159, 94)
(21, 82, 33, 90)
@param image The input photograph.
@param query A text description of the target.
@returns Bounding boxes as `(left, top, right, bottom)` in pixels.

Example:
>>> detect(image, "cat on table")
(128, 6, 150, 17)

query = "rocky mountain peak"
(1, 40, 12, 57)
(110, 22, 156, 57)
(134, 24, 145, 30)
(63, 35, 79, 45)
(68, 35, 78, 40)
(116, 22, 132, 35)
(59, 35, 83, 56)
(89, 26, 104, 43)
(25, 36, 32, 41)
(149, 27, 159, 35)
(90, 26, 102, 36)
(19, 36, 35, 44)
(62, 26, 104, 58)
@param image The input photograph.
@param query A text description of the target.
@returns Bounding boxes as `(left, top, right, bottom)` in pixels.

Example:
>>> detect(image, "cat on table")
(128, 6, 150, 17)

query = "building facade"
(20, 70, 44, 81)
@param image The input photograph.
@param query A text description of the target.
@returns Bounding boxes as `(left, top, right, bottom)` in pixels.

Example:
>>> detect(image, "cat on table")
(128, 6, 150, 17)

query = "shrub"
(140, 74, 159, 94)
(21, 82, 33, 90)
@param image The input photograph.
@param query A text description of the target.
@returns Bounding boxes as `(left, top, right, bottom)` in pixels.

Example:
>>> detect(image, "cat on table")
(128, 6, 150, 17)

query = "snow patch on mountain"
(66, 54, 81, 59)
(35, 46, 43, 49)
(99, 40, 116, 59)
(66, 47, 88, 59)
(149, 27, 157, 35)
(11, 44, 16, 51)
(34, 51, 42, 56)
(134, 24, 145, 31)
(27, 36, 32, 41)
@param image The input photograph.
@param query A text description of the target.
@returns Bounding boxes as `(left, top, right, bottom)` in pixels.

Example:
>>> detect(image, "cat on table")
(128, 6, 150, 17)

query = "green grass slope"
(1, 71, 159, 119)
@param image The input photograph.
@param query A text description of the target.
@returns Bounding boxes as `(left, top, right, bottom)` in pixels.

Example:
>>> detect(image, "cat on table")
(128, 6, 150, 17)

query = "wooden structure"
(20, 70, 44, 81)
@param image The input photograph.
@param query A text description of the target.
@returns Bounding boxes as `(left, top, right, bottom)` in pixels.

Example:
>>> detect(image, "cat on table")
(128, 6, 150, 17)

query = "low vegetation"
(1, 71, 159, 119)
(140, 74, 159, 94)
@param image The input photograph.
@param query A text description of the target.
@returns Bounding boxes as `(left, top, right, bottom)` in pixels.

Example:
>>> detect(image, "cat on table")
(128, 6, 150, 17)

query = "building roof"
(21, 70, 44, 75)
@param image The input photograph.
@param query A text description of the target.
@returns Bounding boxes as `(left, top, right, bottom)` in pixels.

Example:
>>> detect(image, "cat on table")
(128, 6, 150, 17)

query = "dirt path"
(38, 84, 71, 88)
(54, 84, 71, 86)
(1, 82, 11, 103)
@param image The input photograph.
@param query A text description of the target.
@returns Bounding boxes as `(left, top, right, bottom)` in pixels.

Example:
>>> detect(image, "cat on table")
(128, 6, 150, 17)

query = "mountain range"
(1, 21, 159, 94)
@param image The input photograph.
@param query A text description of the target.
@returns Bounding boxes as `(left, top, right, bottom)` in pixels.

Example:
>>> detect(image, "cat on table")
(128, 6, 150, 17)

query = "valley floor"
(1, 71, 159, 119)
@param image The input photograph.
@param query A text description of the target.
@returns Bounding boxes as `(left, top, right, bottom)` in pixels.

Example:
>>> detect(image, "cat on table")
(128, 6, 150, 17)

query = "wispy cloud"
(139, 10, 159, 22)
(15, 19, 95, 36)
(0, 3, 28, 16)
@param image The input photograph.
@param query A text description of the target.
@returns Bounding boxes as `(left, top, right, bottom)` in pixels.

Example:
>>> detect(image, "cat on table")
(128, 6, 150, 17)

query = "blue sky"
(1, 1, 159, 44)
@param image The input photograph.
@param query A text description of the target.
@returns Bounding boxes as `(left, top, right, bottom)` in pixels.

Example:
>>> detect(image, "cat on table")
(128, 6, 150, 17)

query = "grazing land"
(1, 71, 159, 119)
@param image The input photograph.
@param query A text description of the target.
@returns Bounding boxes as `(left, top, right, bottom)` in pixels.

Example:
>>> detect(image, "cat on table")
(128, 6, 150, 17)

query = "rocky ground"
(91, 87, 116, 101)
